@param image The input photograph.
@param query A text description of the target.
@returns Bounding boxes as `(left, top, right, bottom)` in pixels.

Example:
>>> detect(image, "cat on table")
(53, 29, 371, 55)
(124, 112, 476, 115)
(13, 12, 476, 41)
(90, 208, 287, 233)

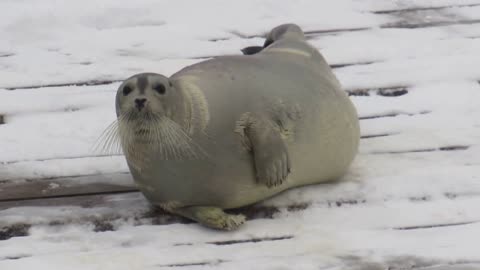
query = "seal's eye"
(154, 84, 166, 95)
(123, 86, 133, 96)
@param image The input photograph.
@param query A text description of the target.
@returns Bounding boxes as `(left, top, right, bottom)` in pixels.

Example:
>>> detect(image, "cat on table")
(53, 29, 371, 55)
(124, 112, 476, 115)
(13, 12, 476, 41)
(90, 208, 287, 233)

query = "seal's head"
(96, 73, 204, 165)
(116, 73, 179, 121)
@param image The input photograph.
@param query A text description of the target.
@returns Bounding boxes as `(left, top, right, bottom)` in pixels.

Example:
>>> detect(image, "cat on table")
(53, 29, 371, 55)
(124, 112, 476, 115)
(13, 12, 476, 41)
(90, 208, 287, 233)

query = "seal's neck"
(172, 77, 210, 136)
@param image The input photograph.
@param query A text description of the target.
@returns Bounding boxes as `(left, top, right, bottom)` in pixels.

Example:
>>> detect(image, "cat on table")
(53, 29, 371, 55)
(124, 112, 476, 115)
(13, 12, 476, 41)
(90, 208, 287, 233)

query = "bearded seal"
(99, 24, 360, 230)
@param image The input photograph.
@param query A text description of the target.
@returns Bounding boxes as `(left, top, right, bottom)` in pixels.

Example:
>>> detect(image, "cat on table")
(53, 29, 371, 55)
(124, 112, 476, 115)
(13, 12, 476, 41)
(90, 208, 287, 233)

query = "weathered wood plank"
(3, 139, 466, 202)
(156, 260, 480, 270)
(3, 5, 480, 91)
(3, 62, 377, 90)
(209, 6, 480, 47)
(0, 192, 141, 211)
(0, 172, 135, 202)
(382, 19, 480, 29)
(2, 154, 123, 166)
(225, 18, 480, 40)
(2, 180, 478, 226)
(0, 2, 478, 269)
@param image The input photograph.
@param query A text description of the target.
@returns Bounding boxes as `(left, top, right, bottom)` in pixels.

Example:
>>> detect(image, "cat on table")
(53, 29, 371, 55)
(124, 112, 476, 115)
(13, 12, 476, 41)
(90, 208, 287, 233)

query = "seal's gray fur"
(111, 24, 360, 230)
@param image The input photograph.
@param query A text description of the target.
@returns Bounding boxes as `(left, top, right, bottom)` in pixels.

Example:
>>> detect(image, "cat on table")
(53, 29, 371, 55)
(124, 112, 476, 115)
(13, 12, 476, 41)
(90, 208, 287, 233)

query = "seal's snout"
(135, 98, 147, 110)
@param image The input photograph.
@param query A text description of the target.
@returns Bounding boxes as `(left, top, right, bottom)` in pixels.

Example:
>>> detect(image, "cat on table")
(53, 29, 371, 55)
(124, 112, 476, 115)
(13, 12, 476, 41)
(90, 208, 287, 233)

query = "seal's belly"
(129, 148, 267, 208)
(130, 104, 359, 210)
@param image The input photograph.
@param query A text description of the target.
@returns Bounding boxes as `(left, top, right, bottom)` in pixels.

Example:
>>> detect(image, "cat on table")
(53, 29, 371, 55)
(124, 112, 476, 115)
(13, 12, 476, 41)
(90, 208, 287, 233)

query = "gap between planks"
(372, 3, 480, 14)
(369, 145, 470, 155)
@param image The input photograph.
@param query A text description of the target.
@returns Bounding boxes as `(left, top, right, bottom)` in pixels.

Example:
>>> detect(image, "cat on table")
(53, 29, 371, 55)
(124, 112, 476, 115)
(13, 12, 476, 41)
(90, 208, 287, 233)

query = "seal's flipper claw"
(241, 46, 264, 55)
(245, 116, 291, 188)
(173, 206, 245, 231)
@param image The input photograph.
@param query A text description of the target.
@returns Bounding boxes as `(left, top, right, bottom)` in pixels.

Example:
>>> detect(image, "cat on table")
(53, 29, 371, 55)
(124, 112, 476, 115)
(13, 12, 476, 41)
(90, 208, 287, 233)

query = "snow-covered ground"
(1, 0, 480, 269)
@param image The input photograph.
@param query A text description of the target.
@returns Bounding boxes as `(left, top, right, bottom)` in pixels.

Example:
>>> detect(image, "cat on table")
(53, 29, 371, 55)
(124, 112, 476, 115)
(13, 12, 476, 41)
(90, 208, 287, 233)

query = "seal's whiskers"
(95, 109, 206, 171)
(93, 118, 122, 155)
(155, 116, 200, 160)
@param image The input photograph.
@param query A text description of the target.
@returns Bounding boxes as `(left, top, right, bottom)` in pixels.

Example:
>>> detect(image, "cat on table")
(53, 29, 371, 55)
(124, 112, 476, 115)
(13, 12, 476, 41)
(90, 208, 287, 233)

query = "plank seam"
(372, 3, 480, 14)
(0, 189, 138, 203)
(393, 220, 479, 230)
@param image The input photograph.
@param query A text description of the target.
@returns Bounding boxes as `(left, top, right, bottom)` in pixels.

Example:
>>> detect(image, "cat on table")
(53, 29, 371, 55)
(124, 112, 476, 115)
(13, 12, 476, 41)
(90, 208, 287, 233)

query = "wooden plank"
(382, 19, 480, 29)
(209, 7, 480, 45)
(0, 192, 142, 211)
(3, 137, 464, 202)
(3, 7, 478, 91)
(0, 93, 467, 204)
(226, 18, 480, 40)
(0, 192, 284, 239)
(2, 179, 478, 224)
(2, 192, 480, 246)
(117, 256, 480, 270)
(3, 62, 378, 90)
(0, 108, 411, 164)
(0, 172, 135, 202)
(0, 79, 434, 203)
(1, 154, 123, 166)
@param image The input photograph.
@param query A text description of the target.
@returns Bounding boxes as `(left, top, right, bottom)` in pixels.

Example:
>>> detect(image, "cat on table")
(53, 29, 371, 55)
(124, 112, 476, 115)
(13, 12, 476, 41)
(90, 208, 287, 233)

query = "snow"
(1, 0, 480, 269)
(0, 0, 395, 88)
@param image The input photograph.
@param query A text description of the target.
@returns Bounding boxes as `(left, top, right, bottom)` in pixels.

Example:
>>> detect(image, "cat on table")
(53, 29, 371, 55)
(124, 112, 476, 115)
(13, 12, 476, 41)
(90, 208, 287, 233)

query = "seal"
(98, 24, 360, 230)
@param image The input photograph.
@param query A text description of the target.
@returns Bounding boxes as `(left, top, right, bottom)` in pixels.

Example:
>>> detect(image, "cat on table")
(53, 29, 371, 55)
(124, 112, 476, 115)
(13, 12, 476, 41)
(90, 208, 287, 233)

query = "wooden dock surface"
(1, 1, 480, 269)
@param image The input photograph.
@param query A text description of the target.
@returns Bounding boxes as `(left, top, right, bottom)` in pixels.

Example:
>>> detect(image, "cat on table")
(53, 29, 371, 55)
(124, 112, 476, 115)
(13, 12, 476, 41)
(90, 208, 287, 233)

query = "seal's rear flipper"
(173, 206, 246, 230)
(241, 46, 264, 55)
(241, 24, 305, 55)
(265, 24, 305, 44)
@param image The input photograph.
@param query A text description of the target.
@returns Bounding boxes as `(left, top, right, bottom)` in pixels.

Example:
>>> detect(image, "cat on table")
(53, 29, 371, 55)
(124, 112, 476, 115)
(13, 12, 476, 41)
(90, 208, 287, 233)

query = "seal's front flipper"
(174, 206, 246, 231)
(241, 46, 264, 55)
(245, 116, 291, 188)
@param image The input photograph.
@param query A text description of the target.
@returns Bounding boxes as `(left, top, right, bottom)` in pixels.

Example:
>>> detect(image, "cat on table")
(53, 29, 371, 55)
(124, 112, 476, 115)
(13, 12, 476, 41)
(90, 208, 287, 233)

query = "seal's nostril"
(135, 98, 147, 109)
